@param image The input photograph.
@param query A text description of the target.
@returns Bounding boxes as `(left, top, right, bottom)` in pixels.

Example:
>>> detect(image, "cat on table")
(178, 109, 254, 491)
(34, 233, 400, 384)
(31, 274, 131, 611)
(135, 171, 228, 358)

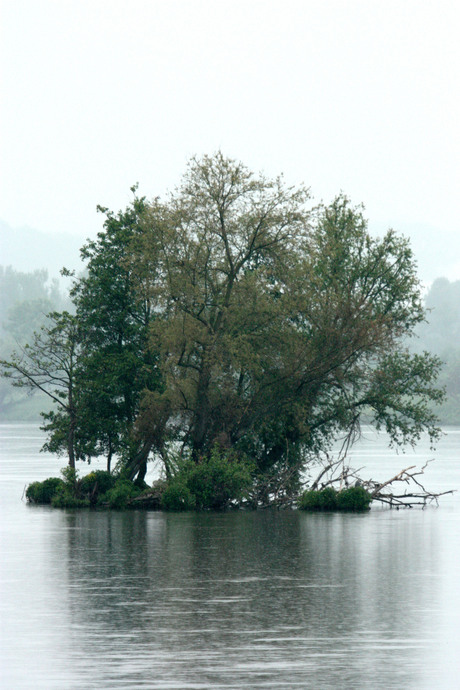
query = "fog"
(1, 0, 460, 420)
(1, 0, 459, 283)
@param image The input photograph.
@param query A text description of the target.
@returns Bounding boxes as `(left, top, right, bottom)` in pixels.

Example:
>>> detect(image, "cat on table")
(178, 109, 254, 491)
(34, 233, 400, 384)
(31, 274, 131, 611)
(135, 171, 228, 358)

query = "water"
(1, 424, 460, 689)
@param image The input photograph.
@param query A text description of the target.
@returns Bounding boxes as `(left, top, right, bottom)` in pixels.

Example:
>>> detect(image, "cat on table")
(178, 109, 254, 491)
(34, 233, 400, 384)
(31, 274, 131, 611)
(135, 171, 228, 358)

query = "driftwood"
(309, 455, 455, 508)
(127, 480, 165, 509)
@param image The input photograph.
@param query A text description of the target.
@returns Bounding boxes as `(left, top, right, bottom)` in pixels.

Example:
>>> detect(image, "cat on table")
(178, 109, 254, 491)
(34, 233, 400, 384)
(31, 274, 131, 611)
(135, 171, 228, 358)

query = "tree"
(129, 154, 443, 498)
(0, 311, 80, 468)
(67, 190, 161, 479)
(1, 154, 444, 503)
(0, 193, 161, 479)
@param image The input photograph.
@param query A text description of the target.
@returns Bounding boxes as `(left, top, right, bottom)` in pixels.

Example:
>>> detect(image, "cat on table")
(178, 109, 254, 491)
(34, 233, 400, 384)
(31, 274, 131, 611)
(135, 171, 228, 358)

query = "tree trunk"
(126, 438, 154, 482)
(67, 406, 76, 470)
(191, 365, 212, 461)
(106, 444, 113, 473)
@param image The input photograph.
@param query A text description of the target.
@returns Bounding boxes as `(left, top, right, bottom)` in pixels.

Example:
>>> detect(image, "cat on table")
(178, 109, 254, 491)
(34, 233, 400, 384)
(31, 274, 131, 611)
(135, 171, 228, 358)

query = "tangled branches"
(309, 454, 454, 509)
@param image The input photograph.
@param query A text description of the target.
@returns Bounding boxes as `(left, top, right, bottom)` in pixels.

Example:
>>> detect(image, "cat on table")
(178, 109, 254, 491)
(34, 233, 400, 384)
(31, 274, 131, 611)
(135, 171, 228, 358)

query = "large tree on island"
(0, 153, 444, 495)
(126, 153, 444, 488)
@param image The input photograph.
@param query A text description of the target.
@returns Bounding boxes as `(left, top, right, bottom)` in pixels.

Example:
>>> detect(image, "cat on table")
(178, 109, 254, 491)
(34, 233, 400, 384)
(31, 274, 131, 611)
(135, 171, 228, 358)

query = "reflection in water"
(1, 424, 459, 689)
(53, 510, 442, 689)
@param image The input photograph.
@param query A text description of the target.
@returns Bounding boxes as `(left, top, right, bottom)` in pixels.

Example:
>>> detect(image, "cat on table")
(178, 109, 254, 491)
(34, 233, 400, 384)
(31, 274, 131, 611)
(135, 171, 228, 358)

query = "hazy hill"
(2, 217, 457, 286)
(0, 219, 87, 279)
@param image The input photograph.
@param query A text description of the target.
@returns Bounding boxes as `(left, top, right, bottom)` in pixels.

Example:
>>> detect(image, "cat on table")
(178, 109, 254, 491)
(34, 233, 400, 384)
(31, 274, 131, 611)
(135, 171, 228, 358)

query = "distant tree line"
(413, 277, 460, 424)
(0, 266, 69, 419)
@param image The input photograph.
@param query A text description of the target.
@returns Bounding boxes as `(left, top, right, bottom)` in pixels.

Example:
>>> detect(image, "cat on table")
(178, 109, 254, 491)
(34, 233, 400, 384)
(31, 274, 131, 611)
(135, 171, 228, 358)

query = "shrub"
(51, 491, 90, 509)
(46, 466, 89, 508)
(79, 470, 116, 499)
(100, 479, 142, 509)
(61, 465, 79, 487)
(26, 470, 143, 510)
(26, 477, 65, 504)
(298, 487, 338, 511)
(336, 486, 372, 511)
(299, 485, 372, 512)
(188, 450, 253, 510)
(160, 480, 196, 511)
(161, 447, 254, 511)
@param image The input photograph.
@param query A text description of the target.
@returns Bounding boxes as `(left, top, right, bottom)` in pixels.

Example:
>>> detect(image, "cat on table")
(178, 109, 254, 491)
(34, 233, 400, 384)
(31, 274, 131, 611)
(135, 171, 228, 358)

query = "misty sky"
(1, 0, 459, 283)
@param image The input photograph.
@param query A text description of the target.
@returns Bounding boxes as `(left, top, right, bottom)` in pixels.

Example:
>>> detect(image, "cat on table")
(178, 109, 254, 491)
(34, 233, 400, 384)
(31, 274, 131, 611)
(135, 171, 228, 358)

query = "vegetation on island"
(1, 153, 450, 510)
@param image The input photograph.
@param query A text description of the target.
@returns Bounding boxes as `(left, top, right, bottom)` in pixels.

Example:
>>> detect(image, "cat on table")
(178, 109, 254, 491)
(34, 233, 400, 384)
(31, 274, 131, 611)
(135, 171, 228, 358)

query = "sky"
(1, 0, 459, 283)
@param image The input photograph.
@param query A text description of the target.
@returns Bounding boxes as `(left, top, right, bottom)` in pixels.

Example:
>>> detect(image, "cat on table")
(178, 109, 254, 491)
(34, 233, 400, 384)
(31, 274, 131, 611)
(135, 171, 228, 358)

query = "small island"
(2, 154, 451, 511)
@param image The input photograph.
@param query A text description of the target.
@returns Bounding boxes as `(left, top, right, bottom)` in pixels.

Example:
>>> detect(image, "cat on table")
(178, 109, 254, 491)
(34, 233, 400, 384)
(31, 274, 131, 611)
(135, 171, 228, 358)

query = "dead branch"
(370, 465, 416, 497)
(306, 455, 455, 509)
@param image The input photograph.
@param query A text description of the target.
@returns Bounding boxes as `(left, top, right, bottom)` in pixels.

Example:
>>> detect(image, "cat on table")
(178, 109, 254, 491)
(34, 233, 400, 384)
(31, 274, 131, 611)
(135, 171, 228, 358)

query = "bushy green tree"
(132, 154, 443, 493)
(26, 477, 65, 504)
(66, 190, 161, 478)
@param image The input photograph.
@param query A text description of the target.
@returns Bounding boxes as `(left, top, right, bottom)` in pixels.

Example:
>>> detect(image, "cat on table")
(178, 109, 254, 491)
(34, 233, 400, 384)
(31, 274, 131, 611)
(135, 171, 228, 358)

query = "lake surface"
(1, 423, 460, 689)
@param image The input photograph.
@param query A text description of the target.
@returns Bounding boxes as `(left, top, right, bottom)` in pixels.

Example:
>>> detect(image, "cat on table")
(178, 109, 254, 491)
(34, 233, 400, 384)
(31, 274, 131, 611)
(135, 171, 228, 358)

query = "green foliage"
(160, 480, 196, 511)
(132, 156, 443, 485)
(161, 447, 253, 511)
(49, 465, 89, 508)
(78, 470, 116, 505)
(336, 486, 372, 511)
(79, 470, 116, 496)
(26, 469, 145, 510)
(61, 465, 79, 487)
(187, 448, 253, 510)
(25, 468, 147, 509)
(100, 479, 142, 509)
(26, 477, 65, 504)
(298, 486, 372, 512)
(3, 154, 446, 505)
(298, 487, 338, 511)
(53, 192, 162, 480)
(1, 311, 81, 468)
(51, 491, 90, 509)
